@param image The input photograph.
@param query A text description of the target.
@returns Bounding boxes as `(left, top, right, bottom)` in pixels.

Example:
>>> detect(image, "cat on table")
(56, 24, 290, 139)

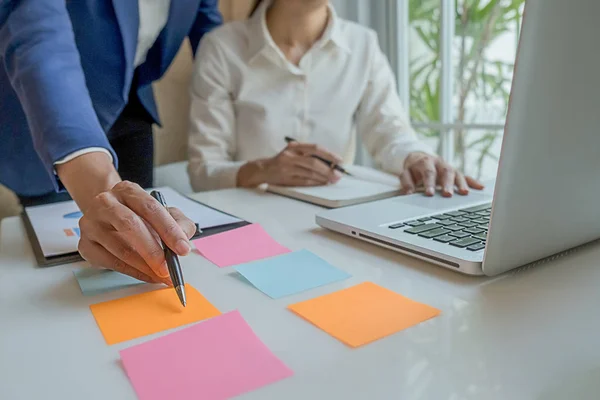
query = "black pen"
(150, 190, 187, 307)
(284, 136, 352, 176)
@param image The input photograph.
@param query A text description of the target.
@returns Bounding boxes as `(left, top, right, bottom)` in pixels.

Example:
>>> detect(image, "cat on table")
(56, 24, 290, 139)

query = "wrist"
(237, 159, 269, 188)
(55, 152, 121, 212)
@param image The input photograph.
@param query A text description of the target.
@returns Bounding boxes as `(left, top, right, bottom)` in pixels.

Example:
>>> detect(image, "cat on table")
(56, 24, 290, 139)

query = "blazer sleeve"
(0, 0, 116, 191)
(188, 0, 223, 55)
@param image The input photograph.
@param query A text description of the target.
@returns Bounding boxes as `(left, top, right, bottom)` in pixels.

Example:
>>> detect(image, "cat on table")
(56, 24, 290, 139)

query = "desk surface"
(1, 189, 600, 400)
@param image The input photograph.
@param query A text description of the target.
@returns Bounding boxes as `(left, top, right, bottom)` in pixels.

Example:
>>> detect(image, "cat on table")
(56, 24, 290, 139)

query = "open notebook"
(267, 165, 402, 208)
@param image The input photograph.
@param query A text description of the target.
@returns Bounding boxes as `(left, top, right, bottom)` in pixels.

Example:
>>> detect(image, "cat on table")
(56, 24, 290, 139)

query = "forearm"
(56, 152, 121, 213)
(188, 158, 246, 192)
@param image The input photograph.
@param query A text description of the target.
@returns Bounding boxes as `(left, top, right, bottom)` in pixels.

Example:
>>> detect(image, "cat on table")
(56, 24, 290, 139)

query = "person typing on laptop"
(317, 0, 600, 276)
(187, 0, 483, 197)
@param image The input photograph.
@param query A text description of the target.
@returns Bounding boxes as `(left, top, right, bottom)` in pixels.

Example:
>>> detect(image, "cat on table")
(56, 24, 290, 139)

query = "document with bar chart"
(24, 200, 83, 258)
(22, 187, 243, 266)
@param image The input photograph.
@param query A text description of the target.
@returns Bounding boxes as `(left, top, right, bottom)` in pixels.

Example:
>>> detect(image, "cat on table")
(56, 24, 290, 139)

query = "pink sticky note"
(192, 224, 290, 267)
(120, 311, 293, 400)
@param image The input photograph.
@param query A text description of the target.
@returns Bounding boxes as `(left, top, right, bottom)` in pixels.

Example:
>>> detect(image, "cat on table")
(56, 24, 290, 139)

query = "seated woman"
(187, 0, 482, 196)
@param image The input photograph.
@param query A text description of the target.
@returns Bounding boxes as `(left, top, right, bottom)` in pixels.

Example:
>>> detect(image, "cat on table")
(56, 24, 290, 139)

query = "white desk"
(2, 189, 600, 400)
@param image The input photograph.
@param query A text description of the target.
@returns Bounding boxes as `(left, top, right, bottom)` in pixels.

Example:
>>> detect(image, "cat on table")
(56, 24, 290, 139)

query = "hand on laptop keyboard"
(400, 152, 484, 197)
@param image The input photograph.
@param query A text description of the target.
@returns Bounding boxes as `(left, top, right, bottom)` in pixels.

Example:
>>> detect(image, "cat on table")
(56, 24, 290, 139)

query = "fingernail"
(175, 239, 191, 256)
(158, 262, 170, 278)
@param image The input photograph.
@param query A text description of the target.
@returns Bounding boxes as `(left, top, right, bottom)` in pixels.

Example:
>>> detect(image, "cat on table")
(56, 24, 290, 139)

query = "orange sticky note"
(90, 284, 220, 345)
(288, 282, 440, 348)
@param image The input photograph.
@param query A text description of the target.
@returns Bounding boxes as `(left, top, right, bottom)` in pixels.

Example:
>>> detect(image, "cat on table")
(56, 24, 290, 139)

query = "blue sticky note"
(73, 268, 145, 296)
(234, 250, 351, 299)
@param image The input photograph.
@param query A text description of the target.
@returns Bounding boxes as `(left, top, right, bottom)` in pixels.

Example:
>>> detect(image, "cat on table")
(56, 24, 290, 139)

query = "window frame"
(387, 0, 507, 165)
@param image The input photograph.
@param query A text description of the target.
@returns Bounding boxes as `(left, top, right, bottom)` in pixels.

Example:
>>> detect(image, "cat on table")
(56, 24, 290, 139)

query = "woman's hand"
(400, 152, 484, 197)
(237, 142, 343, 187)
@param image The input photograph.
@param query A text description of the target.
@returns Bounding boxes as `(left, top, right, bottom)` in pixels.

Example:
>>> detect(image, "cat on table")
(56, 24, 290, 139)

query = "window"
(335, 0, 524, 179)
(406, 0, 524, 179)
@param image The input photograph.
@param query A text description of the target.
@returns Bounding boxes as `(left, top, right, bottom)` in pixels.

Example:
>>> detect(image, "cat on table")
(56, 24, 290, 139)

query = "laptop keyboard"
(388, 203, 492, 252)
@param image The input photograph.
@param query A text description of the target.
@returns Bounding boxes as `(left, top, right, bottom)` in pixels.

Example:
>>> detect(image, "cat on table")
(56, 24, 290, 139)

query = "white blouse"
(187, 1, 432, 192)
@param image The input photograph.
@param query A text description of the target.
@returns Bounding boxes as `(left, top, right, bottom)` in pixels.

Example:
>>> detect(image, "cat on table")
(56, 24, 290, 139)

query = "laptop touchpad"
(393, 190, 493, 210)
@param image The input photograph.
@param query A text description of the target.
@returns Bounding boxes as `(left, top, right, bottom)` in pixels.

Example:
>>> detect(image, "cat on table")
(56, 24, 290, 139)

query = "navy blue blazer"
(0, 0, 222, 196)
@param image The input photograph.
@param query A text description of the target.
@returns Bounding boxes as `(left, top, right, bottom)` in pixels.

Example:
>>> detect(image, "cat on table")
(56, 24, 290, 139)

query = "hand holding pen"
(236, 137, 347, 187)
(284, 137, 352, 176)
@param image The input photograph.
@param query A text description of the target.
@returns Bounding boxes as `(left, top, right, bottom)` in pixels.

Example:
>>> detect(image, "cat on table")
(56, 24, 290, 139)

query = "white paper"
(25, 187, 241, 258)
(274, 166, 401, 202)
(26, 201, 83, 257)
(288, 177, 397, 201)
(156, 187, 241, 229)
(343, 165, 401, 187)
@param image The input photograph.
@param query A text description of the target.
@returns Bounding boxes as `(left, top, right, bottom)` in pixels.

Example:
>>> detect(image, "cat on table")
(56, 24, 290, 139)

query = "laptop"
(316, 0, 600, 276)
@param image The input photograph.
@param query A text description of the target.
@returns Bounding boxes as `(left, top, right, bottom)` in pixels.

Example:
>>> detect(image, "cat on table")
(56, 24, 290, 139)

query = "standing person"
(0, 1, 221, 284)
(187, 0, 483, 195)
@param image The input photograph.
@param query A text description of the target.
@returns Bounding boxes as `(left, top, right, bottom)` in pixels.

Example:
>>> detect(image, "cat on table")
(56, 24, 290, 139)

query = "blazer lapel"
(154, 0, 201, 74)
(111, 0, 140, 99)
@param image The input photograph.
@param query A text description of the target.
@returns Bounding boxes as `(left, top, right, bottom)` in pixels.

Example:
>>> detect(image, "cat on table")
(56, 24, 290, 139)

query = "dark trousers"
(18, 94, 154, 208)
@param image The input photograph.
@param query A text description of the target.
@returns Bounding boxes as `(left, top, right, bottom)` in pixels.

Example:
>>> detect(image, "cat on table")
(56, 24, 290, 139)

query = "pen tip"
(175, 285, 187, 308)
